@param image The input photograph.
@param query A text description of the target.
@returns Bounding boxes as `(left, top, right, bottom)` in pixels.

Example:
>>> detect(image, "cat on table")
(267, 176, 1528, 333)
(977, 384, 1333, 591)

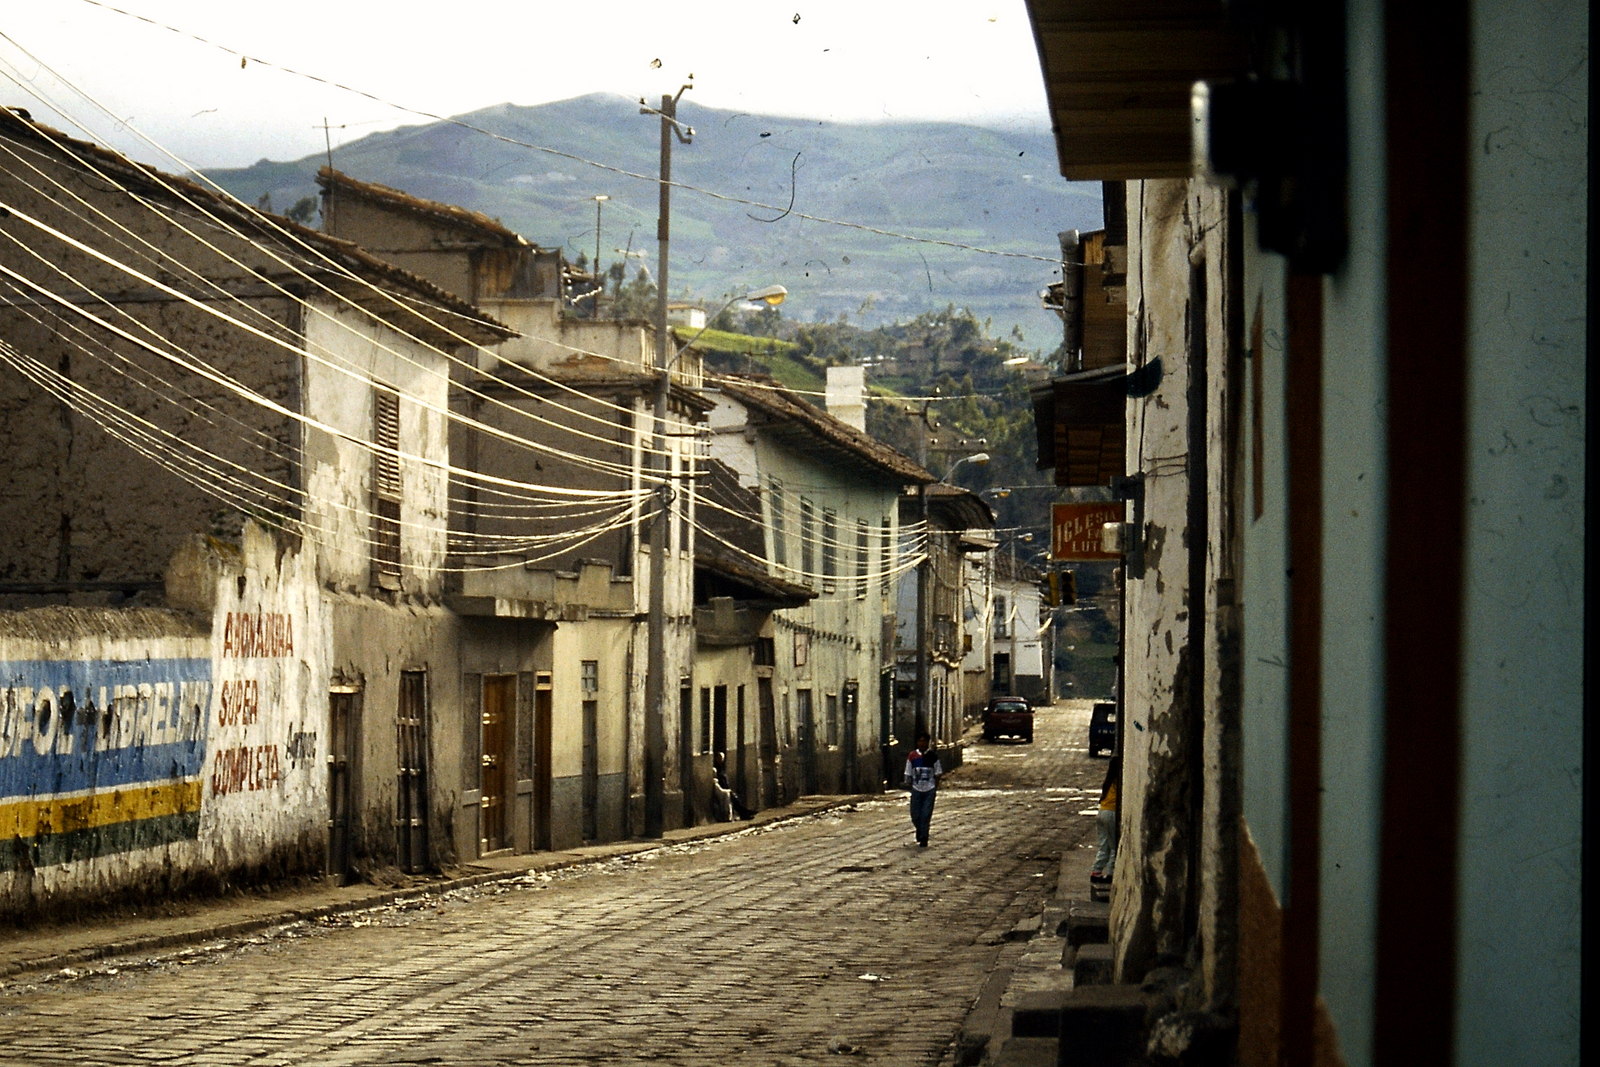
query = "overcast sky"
(1, 0, 1051, 169)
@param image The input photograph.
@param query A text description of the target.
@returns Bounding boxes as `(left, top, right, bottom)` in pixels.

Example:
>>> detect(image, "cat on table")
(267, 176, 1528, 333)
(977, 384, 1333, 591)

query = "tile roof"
(317, 167, 530, 248)
(0, 110, 513, 345)
(712, 375, 935, 485)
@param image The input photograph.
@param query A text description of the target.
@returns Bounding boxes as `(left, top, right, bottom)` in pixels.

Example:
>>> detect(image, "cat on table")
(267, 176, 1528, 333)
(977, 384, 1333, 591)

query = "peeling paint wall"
(1, 525, 329, 918)
(1113, 179, 1236, 984)
(301, 302, 454, 597)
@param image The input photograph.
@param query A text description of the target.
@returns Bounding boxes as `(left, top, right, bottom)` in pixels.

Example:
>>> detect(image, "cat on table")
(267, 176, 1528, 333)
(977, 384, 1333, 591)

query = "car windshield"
(993, 702, 1027, 712)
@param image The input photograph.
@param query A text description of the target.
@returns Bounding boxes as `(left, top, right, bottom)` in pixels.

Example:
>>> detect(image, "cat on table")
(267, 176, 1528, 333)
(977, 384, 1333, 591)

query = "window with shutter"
(372, 388, 402, 589)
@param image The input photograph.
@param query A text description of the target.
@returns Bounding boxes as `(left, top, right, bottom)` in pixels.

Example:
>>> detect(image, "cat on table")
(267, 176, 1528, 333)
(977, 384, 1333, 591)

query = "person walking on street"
(903, 731, 944, 847)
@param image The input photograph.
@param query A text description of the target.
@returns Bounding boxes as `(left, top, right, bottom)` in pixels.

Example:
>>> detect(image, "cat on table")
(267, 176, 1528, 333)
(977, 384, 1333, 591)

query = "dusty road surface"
(0, 701, 1103, 1066)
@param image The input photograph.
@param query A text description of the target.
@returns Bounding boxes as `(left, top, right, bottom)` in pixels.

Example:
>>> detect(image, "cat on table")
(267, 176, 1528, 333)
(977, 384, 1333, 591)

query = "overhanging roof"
(1032, 364, 1128, 487)
(1024, 0, 1248, 180)
(695, 552, 815, 608)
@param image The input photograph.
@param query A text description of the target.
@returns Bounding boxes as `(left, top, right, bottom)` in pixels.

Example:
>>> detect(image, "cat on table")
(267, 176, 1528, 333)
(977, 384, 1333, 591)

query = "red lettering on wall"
(221, 613, 294, 658)
(216, 679, 261, 726)
(209, 745, 284, 795)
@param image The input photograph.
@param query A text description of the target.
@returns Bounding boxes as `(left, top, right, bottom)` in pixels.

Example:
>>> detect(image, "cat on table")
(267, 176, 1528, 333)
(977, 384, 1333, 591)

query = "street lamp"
(916, 451, 989, 744)
(673, 286, 788, 364)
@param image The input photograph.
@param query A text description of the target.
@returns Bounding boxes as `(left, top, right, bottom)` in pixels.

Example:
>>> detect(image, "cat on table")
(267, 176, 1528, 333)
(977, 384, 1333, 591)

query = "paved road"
(0, 702, 1103, 1066)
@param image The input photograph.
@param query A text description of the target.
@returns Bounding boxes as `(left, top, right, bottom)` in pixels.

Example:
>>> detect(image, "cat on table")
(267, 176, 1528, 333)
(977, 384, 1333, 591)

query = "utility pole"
(591, 194, 608, 311)
(641, 83, 693, 839)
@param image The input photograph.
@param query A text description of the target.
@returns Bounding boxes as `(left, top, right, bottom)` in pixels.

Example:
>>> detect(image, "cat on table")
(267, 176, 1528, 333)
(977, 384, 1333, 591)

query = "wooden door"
(480, 675, 515, 853)
(328, 688, 359, 884)
(396, 670, 429, 873)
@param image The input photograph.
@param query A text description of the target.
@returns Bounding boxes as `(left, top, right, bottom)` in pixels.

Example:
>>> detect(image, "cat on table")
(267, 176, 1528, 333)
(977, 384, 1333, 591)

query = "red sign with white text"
(1051, 502, 1125, 560)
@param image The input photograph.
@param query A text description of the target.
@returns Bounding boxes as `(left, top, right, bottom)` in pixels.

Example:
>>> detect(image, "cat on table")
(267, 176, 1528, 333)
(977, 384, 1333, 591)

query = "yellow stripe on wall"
(0, 779, 204, 842)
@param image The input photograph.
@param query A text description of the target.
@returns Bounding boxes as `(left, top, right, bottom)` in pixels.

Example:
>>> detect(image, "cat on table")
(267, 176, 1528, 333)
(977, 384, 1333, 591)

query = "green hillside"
(207, 93, 1101, 348)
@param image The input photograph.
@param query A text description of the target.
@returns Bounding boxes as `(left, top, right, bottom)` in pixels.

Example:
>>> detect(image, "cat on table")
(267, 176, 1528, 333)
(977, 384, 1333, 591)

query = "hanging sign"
(1050, 502, 1125, 560)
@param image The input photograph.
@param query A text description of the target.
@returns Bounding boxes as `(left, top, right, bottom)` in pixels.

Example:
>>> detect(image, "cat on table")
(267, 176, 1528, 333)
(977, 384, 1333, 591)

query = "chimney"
(825, 365, 867, 432)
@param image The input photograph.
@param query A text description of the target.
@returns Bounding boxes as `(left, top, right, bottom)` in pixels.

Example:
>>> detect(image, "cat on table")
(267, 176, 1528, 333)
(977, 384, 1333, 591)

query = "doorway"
(328, 687, 360, 884)
(842, 682, 859, 793)
(534, 673, 553, 851)
(396, 670, 430, 873)
(480, 675, 515, 854)
(757, 677, 778, 807)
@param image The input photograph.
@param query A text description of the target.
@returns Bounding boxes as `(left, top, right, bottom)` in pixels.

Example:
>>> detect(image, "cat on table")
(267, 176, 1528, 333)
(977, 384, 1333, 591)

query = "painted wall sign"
(221, 612, 294, 658)
(1050, 502, 1127, 561)
(0, 658, 211, 870)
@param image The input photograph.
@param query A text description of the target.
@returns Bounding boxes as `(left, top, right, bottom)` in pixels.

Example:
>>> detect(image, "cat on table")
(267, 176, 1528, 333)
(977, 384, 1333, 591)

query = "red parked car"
(983, 695, 1034, 743)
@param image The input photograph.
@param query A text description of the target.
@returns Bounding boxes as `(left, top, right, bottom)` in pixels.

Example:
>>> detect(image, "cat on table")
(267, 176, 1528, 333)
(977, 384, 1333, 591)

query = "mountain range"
(206, 93, 1101, 349)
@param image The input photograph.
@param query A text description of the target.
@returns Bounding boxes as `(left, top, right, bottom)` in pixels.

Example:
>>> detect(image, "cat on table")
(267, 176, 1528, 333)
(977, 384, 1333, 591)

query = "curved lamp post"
(672, 285, 788, 367)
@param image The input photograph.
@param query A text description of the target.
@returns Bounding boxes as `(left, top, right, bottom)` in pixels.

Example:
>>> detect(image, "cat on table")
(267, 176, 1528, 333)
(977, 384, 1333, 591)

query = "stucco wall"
(301, 303, 453, 597)
(706, 393, 904, 794)
(1455, 2, 1585, 1057)
(1114, 179, 1204, 978)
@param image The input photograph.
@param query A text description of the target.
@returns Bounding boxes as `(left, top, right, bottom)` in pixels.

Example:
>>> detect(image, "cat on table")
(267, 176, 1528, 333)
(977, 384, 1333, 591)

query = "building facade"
(706, 376, 932, 799)
(0, 115, 511, 915)
(1023, 1, 1586, 1062)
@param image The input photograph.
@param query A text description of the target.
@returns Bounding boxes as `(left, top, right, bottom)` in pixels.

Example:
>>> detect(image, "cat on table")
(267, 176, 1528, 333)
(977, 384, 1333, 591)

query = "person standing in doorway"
(1091, 756, 1120, 889)
(903, 731, 944, 847)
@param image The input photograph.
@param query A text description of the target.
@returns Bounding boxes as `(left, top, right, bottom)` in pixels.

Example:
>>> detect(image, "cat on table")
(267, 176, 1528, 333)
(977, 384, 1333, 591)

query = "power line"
(17, 6, 1061, 265)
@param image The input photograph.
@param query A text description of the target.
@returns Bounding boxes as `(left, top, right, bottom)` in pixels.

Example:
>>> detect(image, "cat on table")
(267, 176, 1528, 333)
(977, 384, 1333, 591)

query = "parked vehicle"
(983, 696, 1034, 743)
(1089, 701, 1117, 757)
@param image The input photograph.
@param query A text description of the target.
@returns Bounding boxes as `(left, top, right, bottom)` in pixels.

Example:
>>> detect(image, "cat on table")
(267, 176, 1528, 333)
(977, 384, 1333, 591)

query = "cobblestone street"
(0, 702, 1103, 1066)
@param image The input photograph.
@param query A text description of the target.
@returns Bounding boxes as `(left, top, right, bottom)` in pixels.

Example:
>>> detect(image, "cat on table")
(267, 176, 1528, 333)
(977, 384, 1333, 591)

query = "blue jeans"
(909, 788, 937, 844)
(1093, 807, 1119, 875)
